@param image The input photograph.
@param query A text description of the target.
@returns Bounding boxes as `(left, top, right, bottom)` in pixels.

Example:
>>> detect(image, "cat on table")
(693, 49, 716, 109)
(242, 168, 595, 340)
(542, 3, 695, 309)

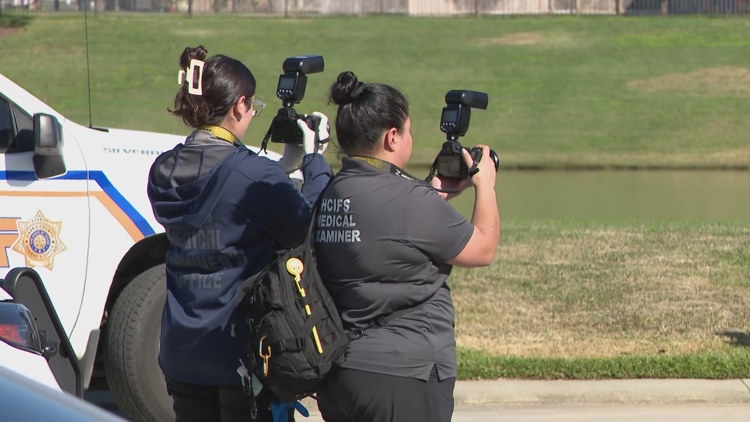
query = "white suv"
(0, 72, 283, 421)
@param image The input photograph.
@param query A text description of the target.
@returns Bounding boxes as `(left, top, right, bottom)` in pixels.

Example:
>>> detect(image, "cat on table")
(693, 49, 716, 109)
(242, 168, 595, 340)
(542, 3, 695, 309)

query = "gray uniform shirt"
(314, 157, 473, 381)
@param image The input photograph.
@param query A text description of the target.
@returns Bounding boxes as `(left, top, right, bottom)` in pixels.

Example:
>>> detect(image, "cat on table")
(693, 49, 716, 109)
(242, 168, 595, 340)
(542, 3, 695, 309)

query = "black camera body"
(270, 108, 321, 145)
(435, 90, 498, 179)
(267, 55, 325, 146)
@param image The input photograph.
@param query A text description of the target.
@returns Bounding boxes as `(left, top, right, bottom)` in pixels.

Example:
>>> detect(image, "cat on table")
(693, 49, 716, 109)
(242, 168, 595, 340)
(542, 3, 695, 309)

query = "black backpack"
(237, 205, 349, 403)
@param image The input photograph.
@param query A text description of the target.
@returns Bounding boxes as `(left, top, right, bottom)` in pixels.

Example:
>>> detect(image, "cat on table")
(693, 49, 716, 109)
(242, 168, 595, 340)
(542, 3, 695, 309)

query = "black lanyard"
(348, 155, 422, 182)
(350, 154, 472, 195)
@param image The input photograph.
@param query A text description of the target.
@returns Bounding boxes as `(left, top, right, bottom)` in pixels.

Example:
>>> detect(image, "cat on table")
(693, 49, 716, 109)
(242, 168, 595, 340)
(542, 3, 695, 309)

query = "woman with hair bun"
(313, 71, 500, 422)
(147, 46, 331, 422)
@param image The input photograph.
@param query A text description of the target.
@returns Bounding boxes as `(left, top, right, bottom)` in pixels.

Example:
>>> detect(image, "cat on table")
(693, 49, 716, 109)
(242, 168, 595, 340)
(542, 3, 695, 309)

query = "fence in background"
(3, 0, 750, 16)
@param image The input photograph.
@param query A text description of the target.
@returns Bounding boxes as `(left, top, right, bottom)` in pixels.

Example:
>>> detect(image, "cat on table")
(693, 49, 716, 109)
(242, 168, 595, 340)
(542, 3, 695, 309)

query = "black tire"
(104, 264, 174, 422)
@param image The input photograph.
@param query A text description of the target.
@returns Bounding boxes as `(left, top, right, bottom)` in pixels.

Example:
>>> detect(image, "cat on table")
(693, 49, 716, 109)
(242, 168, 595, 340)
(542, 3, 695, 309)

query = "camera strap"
(348, 155, 421, 182)
(425, 156, 440, 183)
(260, 123, 273, 153)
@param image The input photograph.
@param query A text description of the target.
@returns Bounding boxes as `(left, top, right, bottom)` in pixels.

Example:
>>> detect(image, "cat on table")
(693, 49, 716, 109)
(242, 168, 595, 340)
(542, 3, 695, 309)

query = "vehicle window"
(0, 96, 34, 154)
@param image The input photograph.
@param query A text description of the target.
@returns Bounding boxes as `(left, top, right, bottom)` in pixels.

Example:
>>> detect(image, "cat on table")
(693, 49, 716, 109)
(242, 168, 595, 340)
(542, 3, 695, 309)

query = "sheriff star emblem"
(11, 210, 67, 270)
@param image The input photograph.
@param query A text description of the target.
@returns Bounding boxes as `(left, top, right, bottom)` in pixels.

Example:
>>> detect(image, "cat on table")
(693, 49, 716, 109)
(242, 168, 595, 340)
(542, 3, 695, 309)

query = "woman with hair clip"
(313, 71, 500, 422)
(147, 46, 330, 422)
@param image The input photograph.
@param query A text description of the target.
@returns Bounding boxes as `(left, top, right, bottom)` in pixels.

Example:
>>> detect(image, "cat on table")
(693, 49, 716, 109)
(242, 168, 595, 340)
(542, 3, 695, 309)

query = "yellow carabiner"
(259, 336, 272, 376)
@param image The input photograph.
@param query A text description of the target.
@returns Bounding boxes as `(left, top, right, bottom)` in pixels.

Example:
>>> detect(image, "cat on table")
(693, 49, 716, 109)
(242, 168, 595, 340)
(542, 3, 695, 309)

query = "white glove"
(297, 111, 330, 155)
(313, 111, 330, 150)
(278, 143, 305, 173)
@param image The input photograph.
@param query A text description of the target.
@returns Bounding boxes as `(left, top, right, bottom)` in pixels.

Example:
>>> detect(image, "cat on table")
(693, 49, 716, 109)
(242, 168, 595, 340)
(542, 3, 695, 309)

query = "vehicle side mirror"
(33, 113, 66, 179)
(0, 267, 83, 397)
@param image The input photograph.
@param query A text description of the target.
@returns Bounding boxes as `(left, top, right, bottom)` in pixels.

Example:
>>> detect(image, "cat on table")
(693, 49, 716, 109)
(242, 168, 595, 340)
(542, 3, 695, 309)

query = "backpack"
(237, 205, 349, 403)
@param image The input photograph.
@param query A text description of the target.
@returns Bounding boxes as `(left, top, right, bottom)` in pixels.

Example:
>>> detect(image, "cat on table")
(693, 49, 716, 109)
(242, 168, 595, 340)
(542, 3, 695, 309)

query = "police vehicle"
(0, 72, 283, 421)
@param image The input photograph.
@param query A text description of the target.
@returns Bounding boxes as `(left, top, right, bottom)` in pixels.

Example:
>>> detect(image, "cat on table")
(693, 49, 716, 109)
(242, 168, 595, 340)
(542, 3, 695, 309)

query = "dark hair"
(170, 45, 256, 128)
(328, 71, 409, 155)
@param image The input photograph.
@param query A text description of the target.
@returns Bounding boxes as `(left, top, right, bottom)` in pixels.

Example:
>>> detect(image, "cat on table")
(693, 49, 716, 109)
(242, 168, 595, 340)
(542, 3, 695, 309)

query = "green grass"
(458, 348, 750, 379)
(2, 14, 749, 379)
(1, 14, 750, 168)
(454, 219, 750, 379)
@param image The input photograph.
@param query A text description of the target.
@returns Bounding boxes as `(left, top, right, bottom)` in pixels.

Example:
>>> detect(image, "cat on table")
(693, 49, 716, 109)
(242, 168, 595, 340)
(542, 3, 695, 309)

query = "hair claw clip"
(177, 59, 205, 95)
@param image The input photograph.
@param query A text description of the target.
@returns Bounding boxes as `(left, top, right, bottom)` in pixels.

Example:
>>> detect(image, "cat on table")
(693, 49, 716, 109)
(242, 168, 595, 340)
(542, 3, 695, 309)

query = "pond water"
(448, 170, 750, 222)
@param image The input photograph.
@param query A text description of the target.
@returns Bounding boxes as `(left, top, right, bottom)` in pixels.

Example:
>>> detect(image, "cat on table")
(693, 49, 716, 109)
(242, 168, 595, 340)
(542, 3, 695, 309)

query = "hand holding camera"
(432, 90, 499, 180)
(463, 144, 497, 190)
(279, 111, 329, 173)
(427, 90, 499, 196)
(298, 111, 329, 155)
(261, 55, 330, 153)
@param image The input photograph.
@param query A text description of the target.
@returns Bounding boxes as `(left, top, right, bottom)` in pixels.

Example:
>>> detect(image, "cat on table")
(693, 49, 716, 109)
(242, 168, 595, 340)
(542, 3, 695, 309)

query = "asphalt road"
(86, 394, 750, 422)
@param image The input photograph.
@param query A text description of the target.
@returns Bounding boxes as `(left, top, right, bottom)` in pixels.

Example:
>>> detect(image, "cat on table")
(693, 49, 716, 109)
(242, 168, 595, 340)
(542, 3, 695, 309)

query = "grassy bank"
(454, 219, 750, 379)
(1, 14, 750, 169)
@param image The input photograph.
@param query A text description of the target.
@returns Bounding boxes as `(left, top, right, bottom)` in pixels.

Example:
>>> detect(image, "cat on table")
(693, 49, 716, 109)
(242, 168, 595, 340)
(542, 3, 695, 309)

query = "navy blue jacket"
(147, 130, 331, 385)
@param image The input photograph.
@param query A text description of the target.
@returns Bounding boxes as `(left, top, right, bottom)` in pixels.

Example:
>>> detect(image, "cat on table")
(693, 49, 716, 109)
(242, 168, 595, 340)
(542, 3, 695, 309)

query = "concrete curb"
(453, 379, 750, 406)
(300, 379, 750, 417)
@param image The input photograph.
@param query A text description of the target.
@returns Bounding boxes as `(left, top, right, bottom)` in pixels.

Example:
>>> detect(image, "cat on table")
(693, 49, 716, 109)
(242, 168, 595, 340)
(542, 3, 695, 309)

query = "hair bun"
(330, 70, 364, 105)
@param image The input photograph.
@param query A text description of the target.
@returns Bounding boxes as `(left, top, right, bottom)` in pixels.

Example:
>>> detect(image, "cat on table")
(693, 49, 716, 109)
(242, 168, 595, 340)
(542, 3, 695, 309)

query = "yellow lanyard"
(199, 125, 238, 144)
